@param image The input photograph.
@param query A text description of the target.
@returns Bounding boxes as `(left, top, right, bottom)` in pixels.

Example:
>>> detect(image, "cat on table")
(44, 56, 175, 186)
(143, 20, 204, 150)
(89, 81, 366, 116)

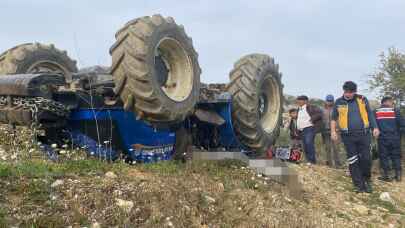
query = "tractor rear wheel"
(0, 43, 77, 80)
(110, 15, 201, 125)
(227, 54, 283, 155)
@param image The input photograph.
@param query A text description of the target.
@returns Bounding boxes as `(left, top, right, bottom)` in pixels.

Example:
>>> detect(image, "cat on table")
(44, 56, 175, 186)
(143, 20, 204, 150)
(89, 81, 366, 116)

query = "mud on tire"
(226, 54, 283, 155)
(110, 15, 201, 125)
(0, 43, 78, 80)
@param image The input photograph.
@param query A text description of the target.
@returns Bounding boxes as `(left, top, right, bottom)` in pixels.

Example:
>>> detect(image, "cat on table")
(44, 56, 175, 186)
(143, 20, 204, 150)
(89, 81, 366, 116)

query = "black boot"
(395, 170, 402, 182)
(378, 175, 392, 182)
(378, 170, 392, 182)
(364, 180, 373, 193)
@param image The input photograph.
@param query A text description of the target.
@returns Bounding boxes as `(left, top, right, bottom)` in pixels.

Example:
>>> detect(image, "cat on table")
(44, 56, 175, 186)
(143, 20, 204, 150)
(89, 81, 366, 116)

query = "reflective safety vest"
(337, 96, 369, 131)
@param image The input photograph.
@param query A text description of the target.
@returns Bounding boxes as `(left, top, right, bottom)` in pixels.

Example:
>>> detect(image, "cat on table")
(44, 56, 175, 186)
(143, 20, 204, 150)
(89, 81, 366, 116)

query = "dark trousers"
(341, 132, 371, 190)
(301, 126, 316, 164)
(378, 136, 402, 173)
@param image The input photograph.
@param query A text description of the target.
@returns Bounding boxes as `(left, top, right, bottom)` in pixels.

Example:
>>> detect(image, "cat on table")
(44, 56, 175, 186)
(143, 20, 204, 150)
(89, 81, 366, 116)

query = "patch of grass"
(140, 160, 184, 175)
(20, 215, 65, 228)
(334, 175, 353, 191)
(16, 161, 64, 178)
(0, 159, 129, 180)
(61, 159, 131, 176)
(397, 215, 405, 227)
(71, 208, 90, 226)
(186, 160, 269, 192)
(243, 178, 258, 190)
(215, 159, 245, 168)
(0, 220, 6, 228)
(139, 159, 246, 181)
(0, 164, 12, 178)
(336, 211, 350, 220)
(0, 207, 7, 228)
(377, 200, 398, 214)
(362, 193, 404, 215)
(365, 223, 379, 228)
(25, 180, 50, 203)
(381, 213, 390, 220)
(189, 160, 243, 178)
(0, 161, 64, 179)
(198, 192, 211, 210)
(61, 159, 111, 175)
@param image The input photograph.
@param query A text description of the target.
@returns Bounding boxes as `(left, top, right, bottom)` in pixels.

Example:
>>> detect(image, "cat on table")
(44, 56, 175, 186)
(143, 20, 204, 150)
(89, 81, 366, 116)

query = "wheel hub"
(154, 54, 169, 87)
(258, 93, 268, 119)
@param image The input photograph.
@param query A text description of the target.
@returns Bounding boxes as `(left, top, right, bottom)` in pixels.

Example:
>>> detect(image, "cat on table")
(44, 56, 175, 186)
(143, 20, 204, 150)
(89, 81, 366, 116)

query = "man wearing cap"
(375, 96, 404, 182)
(322, 94, 342, 168)
(296, 95, 323, 164)
(331, 81, 379, 193)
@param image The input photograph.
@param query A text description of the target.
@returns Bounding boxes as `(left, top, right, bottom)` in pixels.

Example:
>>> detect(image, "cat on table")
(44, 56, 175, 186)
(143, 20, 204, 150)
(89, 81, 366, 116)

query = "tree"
(368, 47, 405, 102)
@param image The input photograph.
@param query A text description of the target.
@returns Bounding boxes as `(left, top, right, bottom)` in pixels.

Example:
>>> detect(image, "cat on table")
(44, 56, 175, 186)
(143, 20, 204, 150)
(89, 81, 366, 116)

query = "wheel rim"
(154, 37, 194, 102)
(26, 61, 70, 76)
(260, 76, 281, 134)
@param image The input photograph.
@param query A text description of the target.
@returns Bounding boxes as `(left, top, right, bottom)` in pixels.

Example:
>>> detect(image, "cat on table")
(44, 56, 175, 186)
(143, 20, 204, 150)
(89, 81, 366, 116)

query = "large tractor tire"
(110, 15, 201, 125)
(0, 43, 78, 80)
(227, 54, 283, 155)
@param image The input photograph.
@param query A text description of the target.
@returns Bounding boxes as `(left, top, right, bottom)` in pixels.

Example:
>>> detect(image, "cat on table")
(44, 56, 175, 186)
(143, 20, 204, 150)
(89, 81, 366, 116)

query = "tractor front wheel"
(227, 54, 283, 156)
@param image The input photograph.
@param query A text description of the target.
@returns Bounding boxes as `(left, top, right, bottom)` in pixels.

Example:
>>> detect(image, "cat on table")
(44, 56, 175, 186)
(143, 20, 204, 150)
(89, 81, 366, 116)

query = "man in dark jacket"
(375, 96, 405, 182)
(331, 81, 379, 193)
(296, 95, 323, 164)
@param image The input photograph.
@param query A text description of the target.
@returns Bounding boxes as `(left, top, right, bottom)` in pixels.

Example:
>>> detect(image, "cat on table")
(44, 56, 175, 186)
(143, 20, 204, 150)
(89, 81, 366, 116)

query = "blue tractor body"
(65, 97, 244, 163)
(68, 109, 176, 162)
(0, 73, 249, 163)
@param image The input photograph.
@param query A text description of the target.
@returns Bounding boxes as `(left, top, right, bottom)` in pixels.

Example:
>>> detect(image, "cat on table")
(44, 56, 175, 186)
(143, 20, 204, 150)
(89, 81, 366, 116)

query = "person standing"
(322, 95, 342, 168)
(296, 95, 323, 164)
(288, 108, 301, 148)
(331, 81, 379, 193)
(375, 96, 404, 182)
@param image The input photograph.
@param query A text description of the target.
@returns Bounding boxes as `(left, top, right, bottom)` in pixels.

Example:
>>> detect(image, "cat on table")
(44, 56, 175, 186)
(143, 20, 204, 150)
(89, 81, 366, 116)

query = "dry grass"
(0, 125, 405, 227)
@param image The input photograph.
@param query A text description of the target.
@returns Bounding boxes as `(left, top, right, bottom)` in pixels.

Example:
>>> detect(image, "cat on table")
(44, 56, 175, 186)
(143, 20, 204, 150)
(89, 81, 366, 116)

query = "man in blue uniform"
(375, 96, 404, 182)
(330, 81, 379, 193)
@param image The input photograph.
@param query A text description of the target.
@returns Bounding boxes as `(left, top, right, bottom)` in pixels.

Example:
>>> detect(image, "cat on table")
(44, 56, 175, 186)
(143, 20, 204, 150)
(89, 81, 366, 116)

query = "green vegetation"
(0, 159, 131, 180)
(368, 47, 405, 101)
(361, 192, 403, 215)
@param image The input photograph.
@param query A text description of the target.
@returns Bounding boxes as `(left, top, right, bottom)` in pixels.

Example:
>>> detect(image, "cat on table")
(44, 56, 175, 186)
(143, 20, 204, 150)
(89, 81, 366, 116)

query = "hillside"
(0, 127, 405, 227)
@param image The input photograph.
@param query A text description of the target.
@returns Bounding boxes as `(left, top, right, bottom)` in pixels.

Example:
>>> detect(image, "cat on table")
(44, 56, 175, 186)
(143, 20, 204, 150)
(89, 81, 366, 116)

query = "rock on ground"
(51, 179, 64, 188)
(115, 198, 134, 213)
(105, 171, 118, 179)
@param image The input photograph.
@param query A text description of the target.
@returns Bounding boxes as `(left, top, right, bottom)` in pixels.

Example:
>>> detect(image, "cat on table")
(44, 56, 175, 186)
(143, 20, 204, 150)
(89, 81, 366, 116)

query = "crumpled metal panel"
(194, 108, 225, 126)
(199, 83, 230, 102)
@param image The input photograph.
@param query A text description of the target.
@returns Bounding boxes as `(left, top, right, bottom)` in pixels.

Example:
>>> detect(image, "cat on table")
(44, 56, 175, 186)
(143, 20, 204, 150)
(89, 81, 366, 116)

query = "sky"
(1, 0, 404, 99)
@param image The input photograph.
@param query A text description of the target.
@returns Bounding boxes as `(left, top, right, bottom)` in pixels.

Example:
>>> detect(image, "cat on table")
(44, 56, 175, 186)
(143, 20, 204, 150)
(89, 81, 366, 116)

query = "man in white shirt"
(296, 95, 323, 164)
(297, 104, 313, 130)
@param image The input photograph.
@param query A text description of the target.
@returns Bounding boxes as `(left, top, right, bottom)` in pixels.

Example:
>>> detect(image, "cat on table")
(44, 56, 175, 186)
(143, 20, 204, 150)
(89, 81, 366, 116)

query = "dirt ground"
(0, 126, 405, 227)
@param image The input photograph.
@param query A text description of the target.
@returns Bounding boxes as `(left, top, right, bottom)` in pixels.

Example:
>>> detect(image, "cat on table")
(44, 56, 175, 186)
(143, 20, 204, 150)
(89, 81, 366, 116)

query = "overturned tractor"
(0, 15, 283, 162)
